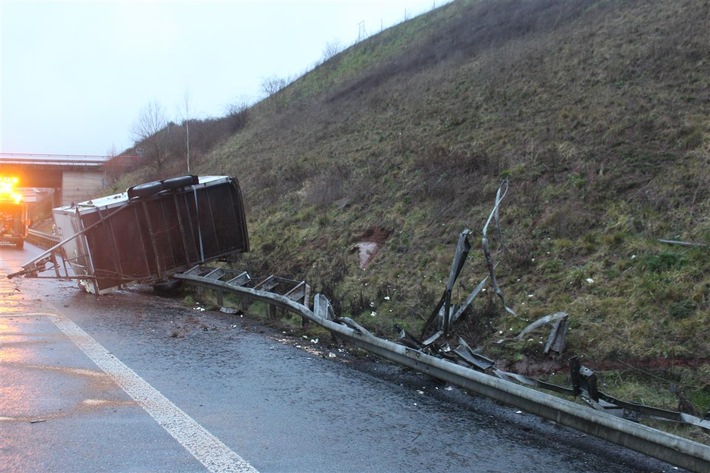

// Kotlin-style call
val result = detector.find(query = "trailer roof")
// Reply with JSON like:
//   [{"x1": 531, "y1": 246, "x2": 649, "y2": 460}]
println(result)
[{"x1": 55, "y1": 176, "x2": 230, "y2": 213}]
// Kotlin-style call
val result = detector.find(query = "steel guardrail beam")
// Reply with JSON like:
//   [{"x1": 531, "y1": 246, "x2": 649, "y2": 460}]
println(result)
[
  {"x1": 174, "y1": 271, "x2": 710, "y2": 472},
  {"x1": 26, "y1": 229, "x2": 61, "y2": 248}
]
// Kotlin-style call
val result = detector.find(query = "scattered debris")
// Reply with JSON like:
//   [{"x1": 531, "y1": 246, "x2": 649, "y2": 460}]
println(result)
[
  {"x1": 451, "y1": 337, "x2": 495, "y2": 371},
  {"x1": 495, "y1": 312, "x2": 569, "y2": 354},
  {"x1": 174, "y1": 176, "x2": 710, "y2": 466},
  {"x1": 219, "y1": 307, "x2": 240, "y2": 315},
  {"x1": 513, "y1": 312, "x2": 568, "y2": 341},
  {"x1": 543, "y1": 315, "x2": 569, "y2": 355},
  {"x1": 658, "y1": 239, "x2": 708, "y2": 248}
]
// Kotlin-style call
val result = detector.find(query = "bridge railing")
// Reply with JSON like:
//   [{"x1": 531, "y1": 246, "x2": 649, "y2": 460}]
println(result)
[{"x1": 0, "y1": 154, "x2": 108, "y2": 167}]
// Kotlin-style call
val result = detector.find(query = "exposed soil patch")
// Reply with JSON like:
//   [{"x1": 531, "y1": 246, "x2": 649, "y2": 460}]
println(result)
[
  {"x1": 351, "y1": 226, "x2": 391, "y2": 269},
  {"x1": 496, "y1": 356, "x2": 565, "y2": 377}
]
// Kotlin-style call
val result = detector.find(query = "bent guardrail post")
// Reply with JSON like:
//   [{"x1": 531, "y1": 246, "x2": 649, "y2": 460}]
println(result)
[
  {"x1": 174, "y1": 270, "x2": 710, "y2": 472},
  {"x1": 420, "y1": 229, "x2": 471, "y2": 339}
]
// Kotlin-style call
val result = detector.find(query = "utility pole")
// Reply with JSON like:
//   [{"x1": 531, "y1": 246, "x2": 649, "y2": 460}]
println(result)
[
  {"x1": 186, "y1": 119, "x2": 190, "y2": 173},
  {"x1": 183, "y1": 91, "x2": 191, "y2": 173}
]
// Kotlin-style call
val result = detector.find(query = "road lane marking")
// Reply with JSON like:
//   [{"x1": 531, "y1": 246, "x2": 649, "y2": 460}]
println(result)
[{"x1": 36, "y1": 311, "x2": 258, "y2": 473}]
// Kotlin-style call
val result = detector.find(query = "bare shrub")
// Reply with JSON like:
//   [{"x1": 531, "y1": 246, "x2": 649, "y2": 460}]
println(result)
[
  {"x1": 164, "y1": 122, "x2": 186, "y2": 164},
  {"x1": 225, "y1": 102, "x2": 250, "y2": 133},
  {"x1": 261, "y1": 75, "x2": 289, "y2": 97},
  {"x1": 182, "y1": 117, "x2": 236, "y2": 155},
  {"x1": 322, "y1": 40, "x2": 343, "y2": 62},
  {"x1": 131, "y1": 100, "x2": 169, "y2": 172}
]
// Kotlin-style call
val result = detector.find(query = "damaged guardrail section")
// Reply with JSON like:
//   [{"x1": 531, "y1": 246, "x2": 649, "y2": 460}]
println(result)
[
  {"x1": 174, "y1": 266, "x2": 710, "y2": 473},
  {"x1": 175, "y1": 178, "x2": 709, "y2": 472},
  {"x1": 16, "y1": 175, "x2": 707, "y2": 468}
]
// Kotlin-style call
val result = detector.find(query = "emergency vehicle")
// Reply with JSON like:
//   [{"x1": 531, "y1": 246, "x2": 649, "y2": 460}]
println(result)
[{"x1": 0, "y1": 177, "x2": 28, "y2": 249}]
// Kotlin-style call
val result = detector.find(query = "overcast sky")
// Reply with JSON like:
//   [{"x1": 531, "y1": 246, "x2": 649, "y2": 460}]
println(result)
[{"x1": 1, "y1": 0, "x2": 446, "y2": 157}]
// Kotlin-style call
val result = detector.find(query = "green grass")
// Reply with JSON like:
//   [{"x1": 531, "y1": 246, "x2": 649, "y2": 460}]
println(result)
[{"x1": 116, "y1": 0, "x2": 709, "y2": 441}]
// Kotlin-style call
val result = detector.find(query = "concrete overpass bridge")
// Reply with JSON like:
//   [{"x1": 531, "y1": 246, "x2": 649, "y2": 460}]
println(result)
[{"x1": 0, "y1": 153, "x2": 125, "y2": 205}]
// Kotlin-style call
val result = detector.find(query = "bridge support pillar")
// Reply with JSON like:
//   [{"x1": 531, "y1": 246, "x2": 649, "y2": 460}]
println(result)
[{"x1": 60, "y1": 170, "x2": 106, "y2": 205}]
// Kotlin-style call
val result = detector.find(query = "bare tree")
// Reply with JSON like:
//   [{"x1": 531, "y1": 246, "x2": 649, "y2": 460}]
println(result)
[
  {"x1": 131, "y1": 99, "x2": 169, "y2": 173},
  {"x1": 225, "y1": 100, "x2": 250, "y2": 133},
  {"x1": 260, "y1": 75, "x2": 288, "y2": 97},
  {"x1": 322, "y1": 40, "x2": 343, "y2": 62},
  {"x1": 104, "y1": 144, "x2": 119, "y2": 184}
]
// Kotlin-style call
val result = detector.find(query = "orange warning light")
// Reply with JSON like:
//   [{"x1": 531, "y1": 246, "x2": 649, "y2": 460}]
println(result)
[{"x1": 0, "y1": 176, "x2": 23, "y2": 204}]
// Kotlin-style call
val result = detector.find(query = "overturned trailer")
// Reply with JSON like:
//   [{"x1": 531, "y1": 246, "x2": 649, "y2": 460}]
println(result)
[{"x1": 11, "y1": 175, "x2": 249, "y2": 294}]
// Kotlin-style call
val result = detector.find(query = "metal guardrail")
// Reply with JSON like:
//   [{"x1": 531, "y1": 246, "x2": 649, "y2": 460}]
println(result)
[
  {"x1": 26, "y1": 229, "x2": 60, "y2": 248},
  {"x1": 174, "y1": 265, "x2": 710, "y2": 473}
]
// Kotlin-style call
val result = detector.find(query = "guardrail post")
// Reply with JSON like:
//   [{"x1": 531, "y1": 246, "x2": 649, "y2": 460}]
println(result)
[
  {"x1": 240, "y1": 295, "x2": 251, "y2": 312},
  {"x1": 570, "y1": 356, "x2": 599, "y2": 401}
]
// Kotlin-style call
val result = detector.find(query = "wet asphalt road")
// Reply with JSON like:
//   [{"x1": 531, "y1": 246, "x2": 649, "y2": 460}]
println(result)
[{"x1": 0, "y1": 243, "x2": 682, "y2": 472}]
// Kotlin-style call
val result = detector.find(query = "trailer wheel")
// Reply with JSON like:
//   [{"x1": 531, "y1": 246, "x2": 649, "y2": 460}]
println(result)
[
  {"x1": 163, "y1": 175, "x2": 199, "y2": 190},
  {"x1": 127, "y1": 180, "x2": 164, "y2": 199}
]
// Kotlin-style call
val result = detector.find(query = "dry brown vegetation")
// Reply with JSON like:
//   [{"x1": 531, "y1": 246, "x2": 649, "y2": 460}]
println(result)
[{"x1": 119, "y1": 0, "x2": 710, "y2": 423}]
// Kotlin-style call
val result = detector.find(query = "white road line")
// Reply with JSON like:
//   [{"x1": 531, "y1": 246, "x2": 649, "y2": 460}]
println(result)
[{"x1": 39, "y1": 311, "x2": 258, "y2": 473}]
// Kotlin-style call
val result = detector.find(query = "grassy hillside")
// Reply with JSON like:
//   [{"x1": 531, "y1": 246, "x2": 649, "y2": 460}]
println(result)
[{"x1": 116, "y1": 0, "x2": 710, "y2": 428}]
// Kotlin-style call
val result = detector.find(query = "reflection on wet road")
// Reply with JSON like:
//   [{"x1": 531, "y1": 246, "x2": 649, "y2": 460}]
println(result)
[
  {"x1": 0, "y1": 243, "x2": 680, "y2": 472},
  {"x1": 1, "y1": 245, "x2": 215, "y2": 471}
]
